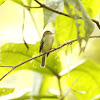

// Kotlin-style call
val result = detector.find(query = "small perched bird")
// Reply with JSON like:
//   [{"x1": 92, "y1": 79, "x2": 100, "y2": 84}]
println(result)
[{"x1": 39, "y1": 31, "x2": 54, "y2": 67}]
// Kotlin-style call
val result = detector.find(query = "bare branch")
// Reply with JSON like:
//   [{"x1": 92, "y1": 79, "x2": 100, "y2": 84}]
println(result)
[
  {"x1": 0, "y1": 65, "x2": 13, "y2": 67},
  {"x1": 23, "y1": 2, "x2": 70, "y2": 17},
  {"x1": 91, "y1": 19, "x2": 100, "y2": 29},
  {"x1": 16, "y1": 95, "x2": 58, "y2": 99},
  {"x1": 23, "y1": 5, "x2": 42, "y2": 8},
  {"x1": 34, "y1": 0, "x2": 70, "y2": 17},
  {"x1": 23, "y1": 0, "x2": 100, "y2": 29},
  {"x1": 0, "y1": 35, "x2": 100, "y2": 81},
  {"x1": 22, "y1": 8, "x2": 29, "y2": 51},
  {"x1": 33, "y1": 95, "x2": 58, "y2": 99}
]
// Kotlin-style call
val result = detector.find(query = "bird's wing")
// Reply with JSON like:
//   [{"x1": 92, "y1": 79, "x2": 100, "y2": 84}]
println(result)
[{"x1": 39, "y1": 37, "x2": 44, "y2": 52}]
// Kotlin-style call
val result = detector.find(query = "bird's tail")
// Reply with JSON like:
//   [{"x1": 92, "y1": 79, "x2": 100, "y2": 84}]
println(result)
[{"x1": 41, "y1": 55, "x2": 46, "y2": 68}]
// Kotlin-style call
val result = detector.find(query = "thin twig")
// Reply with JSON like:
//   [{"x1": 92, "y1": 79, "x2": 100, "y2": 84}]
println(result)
[
  {"x1": 34, "y1": 0, "x2": 70, "y2": 17},
  {"x1": 23, "y1": 5, "x2": 42, "y2": 8},
  {"x1": 91, "y1": 19, "x2": 100, "y2": 29},
  {"x1": 13, "y1": 95, "x2": 57, "y2": 100},
  {"x1": 33, "y1": 95, "x2": 58, "y2": 99},
  {"x1": 23, "y1": 3, "x2": 70, "y2": 17},
  {"x1": 0, "y1": 65, "x2": 13, "y2": 67},
  {"x1": 22, "y1": 8, "x2": 29, "y2": 51},
  {"x1": 35, "y1": 0, "x2": 100, "y2": 29},
  {"x1": 23, "y1": 0, "x2": 100, "y2": 29},
  {"x1": 0, "y1": 35, "x2": 100, "y2": 81}
]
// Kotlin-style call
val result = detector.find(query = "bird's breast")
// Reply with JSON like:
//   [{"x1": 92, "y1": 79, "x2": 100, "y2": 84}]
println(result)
[{"x1": 42, "y1": 34, "x2": 54, "y2": 52}]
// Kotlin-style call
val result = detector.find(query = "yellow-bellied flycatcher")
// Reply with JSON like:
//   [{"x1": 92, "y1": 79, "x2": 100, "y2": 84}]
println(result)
[{"x1": 39, "y1": 31, "x2": 54, "y2": 67}]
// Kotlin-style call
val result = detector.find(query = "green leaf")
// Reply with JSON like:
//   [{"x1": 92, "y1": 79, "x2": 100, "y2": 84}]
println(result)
[
  {"x1": 12, "y1": 93, "x2": 57, "y2": 100},
  {"x1": 0, "y1": 70, "x2": 43, "y2": 99},
  {"x1": 59, "y1": 59, "x2": 86, "y2": 76},
  {"x1": 0, "y1": 88, "x2": 14, "y2": 96},
  {"x1": 11, "y1": 0, "x2": 32, "y2": 6},
  {"x1": 0, "y1": 42, "x2": 62, "y2": 77},
  {"x1": 91, "y1": 94, "x2": 100, "y2": 100},
  {"x1": 55, "y1": 8, "x2": 77, "y2": 45},
  {"x1": 84, "y1": 39, "x2": 100, "y2": 64},
  {"x1": 10, "y1": 92, "x2": 30, "y2": 100},
  {"x1": 64, "y1": 0, "x2": 95, "y2": 51},
  {"x1": 26, "y1": 0, "x2": 32, "y2": 6},
  {"x1": 81, "y1": 0, "x2": 100, "y2": 18},
  {"x1": 43, "y1": 0, "x2": 64, "y2": 27},
  {"x1": 11, "y1": 0, "x2": 23, "y2": 5},
  {"x1": 0, "y1": 0, "x2": 6, "y2": 6},
  {"x1": 39, "y1": 76, "x2": 59, "y2": 96},
  {"x1": 62, "y1": 60, "x2": 100, "y2": 100}
]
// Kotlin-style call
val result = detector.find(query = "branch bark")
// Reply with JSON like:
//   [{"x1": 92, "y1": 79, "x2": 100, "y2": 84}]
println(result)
[
  {"x1": 23, "y1": 0, "x2": 100, "y2": 29},
  {"x1": 12, "y1": 95, "x2": 58, "y2": 100},
  {"x1": 0, "y1": 35, "x2": 100, "y2": 81},
  {"x1": 33, "y1": 95, "x2": 58, "y2": 99}
]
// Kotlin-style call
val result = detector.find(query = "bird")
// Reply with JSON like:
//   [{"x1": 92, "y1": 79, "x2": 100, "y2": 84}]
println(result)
[{"x1": 39, "y1": 31, "x2": 54, "y2": 67}]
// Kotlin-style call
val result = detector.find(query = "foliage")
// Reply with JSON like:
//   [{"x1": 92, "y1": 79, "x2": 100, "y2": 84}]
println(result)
[
  {"x1": 0, "y1": 0, "x2": 100, "y2": 100},
  {"x1": 0, "y1": 0, "x2": 6, "y2": 5},
  {"x1": 43, "y1": 0, "x2": 64, "y2": 27}
]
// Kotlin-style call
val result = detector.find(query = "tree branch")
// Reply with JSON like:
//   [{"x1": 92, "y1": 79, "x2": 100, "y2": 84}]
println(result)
[
  {"x1": 33, "y1": 95, "x2": 58, "y2": 99},
  {"x1": 0, "y1": 65, "x2": 13, "y2": 67},
  {"x1": 0, "y1": 35, "x2": 100, "y2": 81},
  {"x1": 34, "y1": 0, "x2": 70, "y2": 17},
  {"x1": 91, "y1": 19, "x2": 100, "y2": 29},
  {"x1": 12, "y1": 95, "x2": 58, "y2": 100},
  {"x1": 22, "y1": 8, "x2": 29, "y2": 51},
  {"x1": 23, "y1": 0, "x2": 100, "y2": 29}
]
